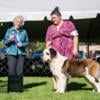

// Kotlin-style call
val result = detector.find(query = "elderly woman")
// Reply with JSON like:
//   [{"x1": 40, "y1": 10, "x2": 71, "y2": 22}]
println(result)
[
  {"x1": 46, "y1": 7, "x2": 79, "y2": 58},
  {"x1": 3, "y1": 15, "x2": 29, "y2": 92}
]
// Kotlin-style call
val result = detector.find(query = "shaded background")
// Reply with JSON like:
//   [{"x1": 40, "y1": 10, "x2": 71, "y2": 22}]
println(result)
[{"x1": 0, "y1": 14, "x2": 100, "y2": 44}]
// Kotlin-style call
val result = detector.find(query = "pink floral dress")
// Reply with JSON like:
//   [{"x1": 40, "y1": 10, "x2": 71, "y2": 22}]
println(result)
[{"x1": 46, "y1": 21, "x2": 78, "y2": 58}]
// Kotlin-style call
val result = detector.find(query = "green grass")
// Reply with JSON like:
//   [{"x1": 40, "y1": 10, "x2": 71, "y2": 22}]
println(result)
[{"x1": 0, "y1": 77, "x2": 100, "y2": 100}]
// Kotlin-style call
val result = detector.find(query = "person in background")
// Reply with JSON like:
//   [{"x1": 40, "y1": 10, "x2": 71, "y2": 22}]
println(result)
[
  {"x1": 46, "y1": 7, "x2": 79, "y2": 59},
  {"x1": 3, "y1": 15, "x2": 29, "y2": 92}
]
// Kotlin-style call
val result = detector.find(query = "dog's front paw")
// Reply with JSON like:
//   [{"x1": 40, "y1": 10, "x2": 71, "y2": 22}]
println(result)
[
  {"x1": 55, "y1": 90, "x2": 65, "y2": 93},
  {"x1": 92, "y1": 88, "x2": 100, "y2": 92},
  {"x1": 92, "y1": 89, "x2": 97, "y2": 92}
]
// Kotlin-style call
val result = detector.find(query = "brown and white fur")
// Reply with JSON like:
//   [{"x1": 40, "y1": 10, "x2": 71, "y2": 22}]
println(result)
[{"x1": 42, "y1": 48, "x2": 100, "y2": 93}]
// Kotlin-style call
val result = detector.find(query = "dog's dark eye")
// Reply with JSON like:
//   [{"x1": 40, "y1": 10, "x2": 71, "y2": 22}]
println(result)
[{"x1": 46, "y1": 52, "x2": 50, "y2": 55}]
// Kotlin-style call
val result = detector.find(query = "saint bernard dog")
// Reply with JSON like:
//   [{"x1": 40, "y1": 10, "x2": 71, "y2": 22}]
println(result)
[{"x1": 42, "y1": 48, "x2": 100, "y2": 93}]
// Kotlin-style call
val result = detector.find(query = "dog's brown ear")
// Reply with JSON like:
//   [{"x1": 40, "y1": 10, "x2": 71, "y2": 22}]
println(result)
[{"x1": 49, "y1": 48, "x2": 57, "y2": 59}]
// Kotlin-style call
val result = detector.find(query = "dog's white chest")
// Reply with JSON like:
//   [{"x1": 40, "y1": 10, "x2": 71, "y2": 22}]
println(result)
[
  {"x1": 50, "y1": 64, "x2": 61, "y2": 76},
  {"x1": 50, "y1": 56, "x2": 67, "y2": 76}
]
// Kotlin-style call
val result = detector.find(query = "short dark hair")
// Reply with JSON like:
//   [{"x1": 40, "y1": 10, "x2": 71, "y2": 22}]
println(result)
[{"x1": 50, "y1": 7, "x2": 62, "y2": 17}]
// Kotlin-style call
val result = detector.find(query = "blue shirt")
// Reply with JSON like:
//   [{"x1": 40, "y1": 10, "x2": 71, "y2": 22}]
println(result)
[{"x1": 3, "y1": 27, "x2": 29, "y2": 55}]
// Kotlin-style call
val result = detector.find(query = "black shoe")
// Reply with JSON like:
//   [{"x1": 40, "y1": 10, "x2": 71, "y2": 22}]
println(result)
[{"x1": 8, "y1": 76, "x2": 23, "y2": 92}]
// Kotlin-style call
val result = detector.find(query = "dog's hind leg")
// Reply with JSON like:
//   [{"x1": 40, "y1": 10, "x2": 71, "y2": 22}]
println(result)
[
  {"x1": 85, "y1": 67, "x2": 100, "y2": 92},
  {"x1": 95, "y1": 72, "x2": 100, "y2": 83}
]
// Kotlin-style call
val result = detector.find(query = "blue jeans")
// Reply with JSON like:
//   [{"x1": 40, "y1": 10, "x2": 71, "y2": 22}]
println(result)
[{"x1": 7, "y1": 55, "x2": 25, "y2": 76}]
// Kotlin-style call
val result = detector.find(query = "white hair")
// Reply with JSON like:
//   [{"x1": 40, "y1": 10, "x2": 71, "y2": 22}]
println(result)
[{"x1": 13, "y1": 15, "x2": 25, "y2": 26}]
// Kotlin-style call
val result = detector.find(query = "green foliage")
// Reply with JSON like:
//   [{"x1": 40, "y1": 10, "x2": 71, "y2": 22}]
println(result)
[
  {"x1": 0, "y1": 40, "x2": 46, "y2": 51},
  {"x1": 34, "y1": 41, "x2": 45, "y2": 51},
  {"x1": 0, "y1": 41, "x2": 4, "y2": 48}
]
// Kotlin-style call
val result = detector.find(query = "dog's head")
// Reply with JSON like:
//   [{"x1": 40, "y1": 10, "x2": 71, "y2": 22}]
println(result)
[{"x1": 42, "y1": 48, "x2": 57, "y2": 63}]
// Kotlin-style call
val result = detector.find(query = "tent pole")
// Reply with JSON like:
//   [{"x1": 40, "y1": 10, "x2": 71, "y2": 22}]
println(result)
[{"x1": 87, "y1": 17, "x2": 96, "y2": 58}]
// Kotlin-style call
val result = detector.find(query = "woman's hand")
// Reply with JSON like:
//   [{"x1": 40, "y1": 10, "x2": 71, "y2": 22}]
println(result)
[
  {"x1": 17, "y1": 42, "x2": 23, "y2": 47},
  {"x1": 46, "y1": 41, "x2": 52, "y2": 48},
  {"x1": 9, "y1": 35, "x2": 15, "y2": 41},
  {"x1": 72, "y1": 48, "x2": 78, "y2": 57}
]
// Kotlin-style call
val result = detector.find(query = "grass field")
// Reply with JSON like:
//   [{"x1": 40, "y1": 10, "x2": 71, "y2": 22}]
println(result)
[{"x1": 0, "y1": 76, "x2": 100, "y2": 100}]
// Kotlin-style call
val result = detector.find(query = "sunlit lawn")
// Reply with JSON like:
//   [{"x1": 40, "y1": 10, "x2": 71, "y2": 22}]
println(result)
[{"x1": 0, "y1": 76, "x2": 100, "y2": 100}]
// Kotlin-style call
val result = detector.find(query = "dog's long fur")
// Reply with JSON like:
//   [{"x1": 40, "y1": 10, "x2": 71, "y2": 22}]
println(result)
[{"x1": 42, "y1": 48, "x2": 100, "y2": 93}]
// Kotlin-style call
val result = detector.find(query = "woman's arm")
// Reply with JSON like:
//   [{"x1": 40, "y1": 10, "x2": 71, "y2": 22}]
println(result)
[
  {"x1": 46, "y1": 41, "x2": 52, "y2": 48},
  {"x1": 66, "y1": 21, "x2": 79, "y2": 56},
  {"x1": 17, "y1": 30, "x2": 29, "y2": 47},
  {"x1": 22, "y1": 31, "x2": 29, "y2": 47},
  {"x1": 73, "y1": 36, "x2": 78, "y2": 56},
  {"x1": 3, "y1": 29, "x2": 12, "y2": 46},
  {"x1": 45, "y1": 26, "x2": 52, "y2": 48}
]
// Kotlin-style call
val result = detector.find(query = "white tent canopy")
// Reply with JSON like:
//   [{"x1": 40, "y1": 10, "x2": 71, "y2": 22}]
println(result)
[{"x1": 0, "y1": 0, "x2": 100, "y2": 22}]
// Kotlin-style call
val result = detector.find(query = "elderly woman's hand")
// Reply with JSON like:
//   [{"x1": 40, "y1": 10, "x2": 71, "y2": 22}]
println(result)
[
  {"x1": 9, "y1": 34, "x2": 15, "y2": 41},
  {"x1": 17, "y1": 42, "x2": 23, "y2": 47}
]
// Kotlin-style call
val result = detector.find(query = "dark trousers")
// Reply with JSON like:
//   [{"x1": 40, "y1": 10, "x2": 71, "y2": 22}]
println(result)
[
  {"x1": 7, "y1": 55, "x2": 25, "y2": 76},
  {"x1": 7, "y1": 55, "x2": 25, "y2": 92}
]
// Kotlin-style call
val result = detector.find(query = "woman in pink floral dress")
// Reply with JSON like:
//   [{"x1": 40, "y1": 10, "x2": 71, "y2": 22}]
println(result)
[{"x1": 46, "y1": 7, "x2": 79, "y2": 58}]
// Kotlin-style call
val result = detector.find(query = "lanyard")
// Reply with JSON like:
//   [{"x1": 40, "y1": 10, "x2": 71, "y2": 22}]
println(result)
[{"x1": 16, "y1": 32, "x2": 20, "y2": 42}]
